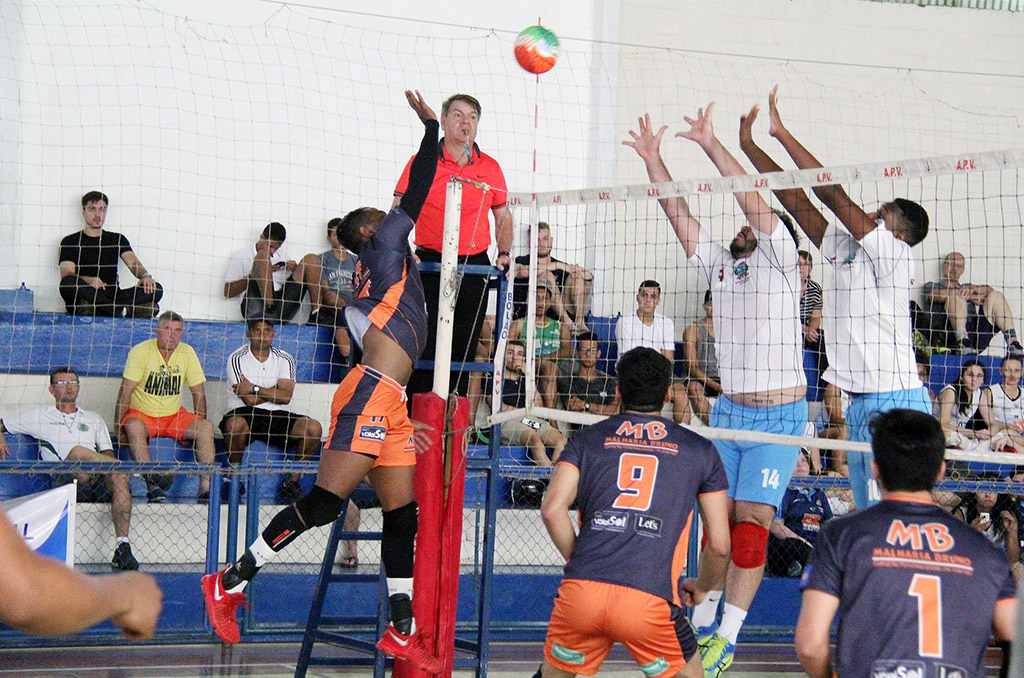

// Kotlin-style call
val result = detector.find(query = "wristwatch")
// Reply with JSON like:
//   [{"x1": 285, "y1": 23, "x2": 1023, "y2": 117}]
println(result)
[
  {"x1": 252, "y1": 386, "x2": 261, "y2": 396},
  {"x1": 584, "y1": 402, "x2": 591, "y2": 412}
]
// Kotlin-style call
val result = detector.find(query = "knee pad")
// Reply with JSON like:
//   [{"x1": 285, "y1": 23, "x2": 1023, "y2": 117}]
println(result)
[
  {"x1": 731, "y1": 521, "x2": 769, "y2": 569},
  {"x1": 295, "y1": 485, "x2": 345, "y2": 527}
]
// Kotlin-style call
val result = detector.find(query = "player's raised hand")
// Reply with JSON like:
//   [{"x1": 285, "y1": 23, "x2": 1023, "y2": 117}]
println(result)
[
  {"x1": 405, "y1": 89, "x2": 437, "y2": 123},
  {"x1": 622, "y1": 114, "x2": 668, "y2": 162},
  {"x1": 768, "y1": 85, "x2": 787, "y2": 138},
  {"x1": 739, "y1": 104, "x2": 760, "y2": 147},
  {"x1": 676, "y1": 102, "x2": 716, "y2": 149}
]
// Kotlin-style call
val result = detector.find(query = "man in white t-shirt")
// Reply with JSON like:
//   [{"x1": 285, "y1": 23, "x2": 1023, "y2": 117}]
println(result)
[
  {"x1": 0, "y1": 367, "x2": 138, "y2": 571},
  {"x1": 220, "y1": 319, "x2": 324, "y2": 501},
  {"x1": 224, "y1": 222, "x2": 313, "y2": 324},
  {"x1": 624, "y1": 105, "x2": 807, "y2": 676},
  {"x1": 615, "y1": 280, "x2": 691, "y2": 424},
  {"x1": 741, "y1": 86, "x2": 932, "y2": 512}
]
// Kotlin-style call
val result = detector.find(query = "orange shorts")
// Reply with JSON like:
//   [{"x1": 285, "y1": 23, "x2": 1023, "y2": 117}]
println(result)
[
  {"x1": 121, "y1": 407, "x2": 199, "y2": 444},
  {"x1": 326, "y1": 364, "x2": 415, "y2": 468},
  {"x1": 544, "y1": 579, "x2": 696, "y2": 677}
]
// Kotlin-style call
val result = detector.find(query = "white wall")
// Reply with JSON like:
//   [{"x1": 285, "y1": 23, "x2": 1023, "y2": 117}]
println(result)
[{"x1": 5, "y1": 0, "x2": 1024, "y2": 337}]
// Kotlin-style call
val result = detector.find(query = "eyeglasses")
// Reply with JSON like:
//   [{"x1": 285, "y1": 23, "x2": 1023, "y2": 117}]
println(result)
[{"x1": 53, "y1": 380, "x2": 79, "y2": 385}]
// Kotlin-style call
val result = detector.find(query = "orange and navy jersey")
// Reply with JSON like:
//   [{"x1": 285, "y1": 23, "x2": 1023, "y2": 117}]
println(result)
[
  {"x1": 349, "y1": 206, "x2": 428, "y2": 363},
  {"x1": 559, "y1": 413, "x2": 727, "y2": 606},
  {"x1": 804, "y1": 497, "x2": 1017, "y2": 678}
]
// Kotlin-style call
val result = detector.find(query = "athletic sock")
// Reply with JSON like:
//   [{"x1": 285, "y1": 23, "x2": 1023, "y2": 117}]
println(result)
[
  {"x1": 116, "y1": 536, "x2": 130, "y2": 545},
  {"x1": 718, "y1": 603, "x2": 747, "y2": 645},
  {"x1": 222, "y1": 535, "x2": 276, "y2": 592},
  {"x1": 691, "y1": 590, "x2": 723, "y2": 629},
  {"x1": 386, "y1": 577, "x2": 414, "y2": 600}
]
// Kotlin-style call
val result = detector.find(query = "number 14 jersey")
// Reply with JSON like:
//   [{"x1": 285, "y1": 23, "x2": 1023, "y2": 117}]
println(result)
[{"x1": 559, "y1": 413, "x2": 727, "y2": 606}]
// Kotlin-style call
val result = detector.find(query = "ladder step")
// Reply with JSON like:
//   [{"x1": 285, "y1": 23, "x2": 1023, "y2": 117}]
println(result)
[
  {"x1": 327, "y1": 573, "x2": 380, "y2": 583},
  {"x1": 316, "y1": 615, "x2": 379, "y2": 626},
  {"x1": 313, "y1": 630, "x2": 380, "y2": 653},
  {"x1": 453, "y1": 637, "x2": 479, "y2": 652},
  {"x1": 308, "y1": 656, "x2": 378, "y2": 667}
]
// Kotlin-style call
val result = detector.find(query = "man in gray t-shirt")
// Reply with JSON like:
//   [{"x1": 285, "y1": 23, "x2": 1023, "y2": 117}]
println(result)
[{"x1": 299, "y1": 218, "x2": 358, "y2": 360}]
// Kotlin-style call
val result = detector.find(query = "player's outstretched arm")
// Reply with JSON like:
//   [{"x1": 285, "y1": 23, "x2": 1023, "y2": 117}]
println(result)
[
  {"x1": 739, "y1": 103, "x2": 829, "y2": 248},
  {"x1": 540, "y1": 462, "x2": 580, "y2": 562},
  {"x1": 795, "y1": 589, "x2": 840, "y2": 678},
  {"x1": 0, "y1": 511, "x2": 162, "y2": 638},
  {"x1": 678, "y1": 102, "x2": 777, "y2": 236},
  {"x1": 767, "y1": 86, "x2": 875, "y2": 240},
  {"x1": 398, "y1": 90, "x2": 440, "y2": 223},
  {"x1": 623, "y1": 114, "x2": 701, "y2": 258},
  {"x1": 683, "y1": 489, "x2": 730, "y2": 605}
]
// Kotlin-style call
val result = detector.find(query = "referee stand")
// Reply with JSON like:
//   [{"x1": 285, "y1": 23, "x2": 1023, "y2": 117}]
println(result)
[{"x1": 294, "y1": 179, "x2": 505, "y2": 677}]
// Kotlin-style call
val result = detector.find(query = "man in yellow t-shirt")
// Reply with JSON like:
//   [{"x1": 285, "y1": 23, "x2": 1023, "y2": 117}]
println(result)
[{"x1": 115, "y1": 311, "x2": 215, "y2": 503}]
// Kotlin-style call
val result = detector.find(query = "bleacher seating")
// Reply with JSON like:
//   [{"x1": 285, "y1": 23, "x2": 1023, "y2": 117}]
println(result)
[{"x1": 0, "y1": 434, "x2": 53, "y2": 498}]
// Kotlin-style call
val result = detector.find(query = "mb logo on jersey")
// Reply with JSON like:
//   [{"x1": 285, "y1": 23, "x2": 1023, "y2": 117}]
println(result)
[
  {"x1": 358, "y1": 425, "x2": 387, "y2": 442},
  {"x1": 871, "y1": 660, "x2": 924, "y2": 678}
]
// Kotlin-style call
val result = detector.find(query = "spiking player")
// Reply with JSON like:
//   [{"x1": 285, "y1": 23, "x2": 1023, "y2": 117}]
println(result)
[
  {"x1": 796, "y1": 409, "x2": 1016, "y2": 677},
  {"x1": 625, "y1": 107, "x2": 807, "y2": 675},
  {"x1": 202, "y1": 90, "x2": 440, "y2": 671},
  {"x1": 535, "y1": 347, "x2": 731, "y2": 678},
  {"x1": 745, "y1": 86, "x2": 932, "y2": 510}
]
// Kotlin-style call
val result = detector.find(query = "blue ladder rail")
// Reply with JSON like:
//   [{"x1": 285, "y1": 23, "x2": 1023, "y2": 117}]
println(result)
[{"x1": 294, "y1": 505, "x2": 390, "y2": 678}]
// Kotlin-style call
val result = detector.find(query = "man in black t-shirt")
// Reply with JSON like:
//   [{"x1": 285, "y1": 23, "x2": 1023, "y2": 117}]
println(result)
[
  {"x1": 512, "y1": 222, "x2": 593, "y2": 332},
  {"x1": 58, "y1": 191, "x2": 163, "y2": 317}
]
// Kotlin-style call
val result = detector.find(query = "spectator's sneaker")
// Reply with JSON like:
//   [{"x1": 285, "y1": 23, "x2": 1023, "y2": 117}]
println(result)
[
  {"x1": 111, "y1": 542, "x2": 139, "y2": 571},
  {"x1": 696, "y1": 621, "x2": 719, "y2": 649},
  {"x1": 146, "y1": 484, "x2": 167, "y2": 504},
  {"x1": 1007, "y1": 340, "x2": 1024, "y2": 359},
  {"x1": 201, "y1": 570, "x2": 247, "y2": 644},
  {"x1": 375, "y1": 593, "x2": 441, "y2": 673},
  {"x1": 278, "y1": 477, "x2": 302, "y2": 503},
  {"x1": 701, "y1": 633, "x2": 735, "y2": 677}
]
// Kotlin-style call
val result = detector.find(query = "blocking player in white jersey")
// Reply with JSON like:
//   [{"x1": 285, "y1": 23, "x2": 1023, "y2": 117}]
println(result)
[
  {"x1": 979, "y1": 355, "x2": 1024, "y2": 453},
  {"x1": 0, "y1": 366, "x2": 138, "y2": 570},
  {"x1": 740, "y1": 87, "x2": 932, "y2": 510},
  {"x1": 624, "y1": 105, "x2": 807, "y2": 676}
]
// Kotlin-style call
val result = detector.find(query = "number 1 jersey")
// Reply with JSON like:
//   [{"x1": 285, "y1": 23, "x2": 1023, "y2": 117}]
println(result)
[{"x1": 560, "y1": 413, "x2": 727, "y2": 606}]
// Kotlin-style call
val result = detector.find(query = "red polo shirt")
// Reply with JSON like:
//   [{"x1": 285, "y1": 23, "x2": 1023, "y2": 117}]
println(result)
[{"x1": 394, "y1": 140, "x2": 508, "y2": 256}]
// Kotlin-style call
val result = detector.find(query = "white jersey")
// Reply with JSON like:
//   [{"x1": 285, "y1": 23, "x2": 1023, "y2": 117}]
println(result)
[
  {"x1": 2, "y1": 406, "x2": 113, "y2": 462},
  {"x1": 226, "y1": 345, "x2": 297, "y2": 411},
  {"x1": 689, "y1": 222, "x2": 805, "y2": 394},
  {"x1": 225, "y1": 245, "x2": 291, "y2": 292},
  {"x1": 616, "y1": 312, "x2": 675, "y2": 357},
  {"x1": 987, "y1": 384, "x2": 1024, "y2": 428},
  {"x1": 939, "y1": 385, "x2": 982, "y2": 428},
  {"x1": 820, "y1": 223, "x2": 921, "y2": 394}
]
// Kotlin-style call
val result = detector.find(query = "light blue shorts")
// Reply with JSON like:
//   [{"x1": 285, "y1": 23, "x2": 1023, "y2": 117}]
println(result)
[
  {"x1": 709, "y1": 396, "x2": 809, "y2": 509},
  {"x1": 846, "y1": 387, "x2": 933, "y2": 509}
]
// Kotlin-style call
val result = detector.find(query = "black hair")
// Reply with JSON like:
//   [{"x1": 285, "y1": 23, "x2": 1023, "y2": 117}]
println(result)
[
  {"x1": 575, "y1": 331, "x2": 598, "y2": 344},
  {"x1": 638, "y1": 280, "x2": 660, "y2": 291},
  {"x1": 441, "y1": 93, "x2": 482, "y2": 118},
  {"x1": 506, "y1": 340, "x2": 526, "y2": 353},
  {"x1": 703, "y1": 289, "x2": 712, "y2": 305},
  {"x1": 327, "y1": 217, "x2": 343, "y2": 235},
  {"x1": 955, "y1": 475, "x2": 1017, "y2": 542},
  {"x1": 953, "y1": 359, "x2": 983, "y2": 417},
  {"x1": 49, "y1": 366, "x2": 78, "y2": 384},
  {"x1": 892, "y1": 198, "x2": 929, "y2": 247},
  {"x1": 336, "y1": 208, "x2": 380, "y2": 254},
  {"x1": 246, "y1": 317, "x2": 274, "y2": 332},
  {"x1": 81, "y1": 191, "x2": 108, "y2": 208},
  {"x1": 870, "y1": 409, "x2": 946, "y2": 492},
  {"x1": 617, "y1": 347, "x2": 671, "y2": 412},
  {"x1": 261, "y1": 221, "x2": 287, "y2": 243},
  {"x1": 1003, "y1": 354, "x2": 1023, "y2": 369},
  {"x1": 798, "y1": 249, "x2": 813, "y2": 265}
]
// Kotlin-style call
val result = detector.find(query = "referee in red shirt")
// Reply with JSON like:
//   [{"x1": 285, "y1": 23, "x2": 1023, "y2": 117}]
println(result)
[{"x1": 394, "y1": 93, "x2": 513, "y2": 396}]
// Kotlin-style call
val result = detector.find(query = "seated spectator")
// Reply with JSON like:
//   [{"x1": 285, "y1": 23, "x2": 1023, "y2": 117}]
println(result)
[
  {"x1": 979, "y1": 355, "x2": 1024, "y2": 454},
  {"x1": 682, "y1": 290, "x2": 720, "y2": 424},
  {"x1": 798, "y1": 250, "x2": 826, "y2": 369},
  {"x1": 224, "y1": 222, "x2": 311, "y2": 324},
  {"x1": 59, "y1": 191, "x2": 163, "y2": 318},
  {"x1": 219, "y1": 319, "x2": 324, "y2": 501},
  {"x1": 953, "y1": 480, "x2": 1023, "y2": 581},
  {"x1": 0, "y1": 367, "x2": 137, "y2": 571},
  {"x1": 922, "y1": 251, "x2": 1024, "y2": 357},
  {"x1": 510, "y1": 284, "x2": 571, "y2": 408},
  {"x1": 114, "y1": 311, "x2": 215, "y2": 502},
  {"x1": 938, "y1": 359, "x2": 990, "y2": 450},
  {"x1": 766, "y1": 449, "x2": 832, "y2": 577},
  {"x1": 493, "y1": 341, "x2": 565, "y2": 466},
  {"x1": 915, "y1": 348, "x2": 937, "y2": 413},
  {"x1": 615, "y1": 280, "x2": 691, "y2": 424},
  {"x1": 512, "y1": 222, "x2": 593, "y2": 333},
  {"x1": 557, "y1": 332, "x2": 619, "y2": 421},
  {"x1": 300, "y1": 218, "x2": 357, "y2": 361}
]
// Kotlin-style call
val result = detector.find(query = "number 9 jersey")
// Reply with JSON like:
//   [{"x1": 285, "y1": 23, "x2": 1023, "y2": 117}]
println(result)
[{"x1": 559, "y1": 412, "x2": 728, "y2": 607}]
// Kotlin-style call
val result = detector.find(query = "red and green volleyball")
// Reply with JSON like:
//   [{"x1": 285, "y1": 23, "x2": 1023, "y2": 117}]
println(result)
[{"x1": 514, "y1": 25, "x2": 560, "y2": 74}]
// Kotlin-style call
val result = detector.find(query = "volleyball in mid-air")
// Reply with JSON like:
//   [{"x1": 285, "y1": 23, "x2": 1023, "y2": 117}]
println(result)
[{"x1": 514, "y1": 25, "x2": 560, "y2": 74}]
